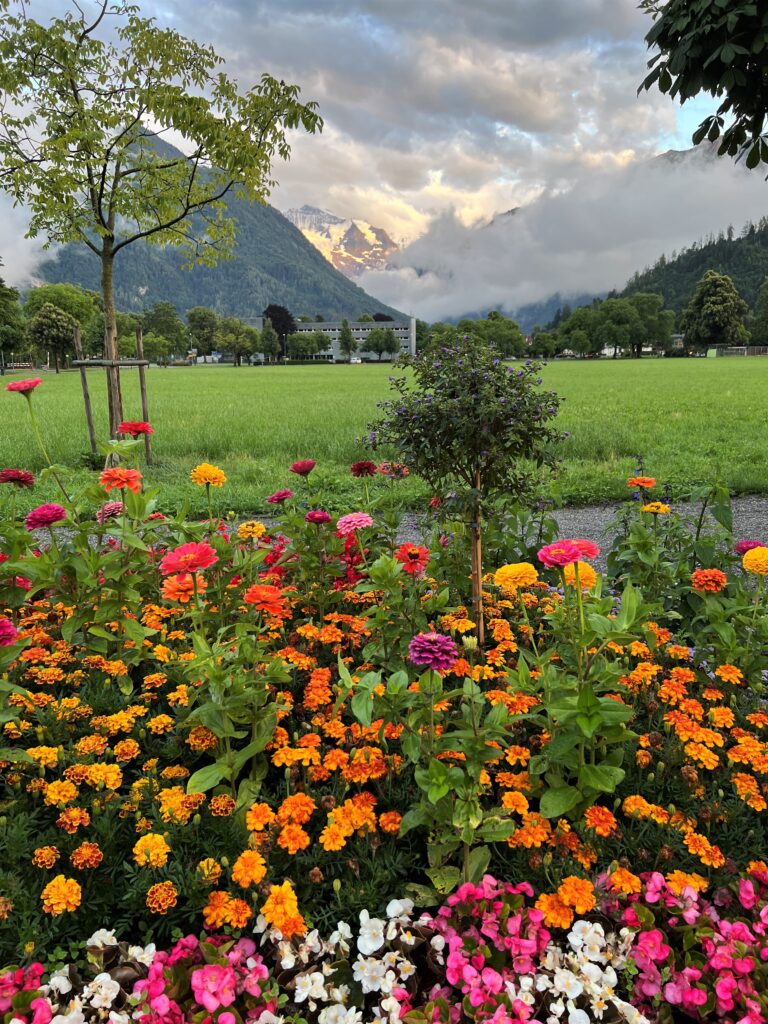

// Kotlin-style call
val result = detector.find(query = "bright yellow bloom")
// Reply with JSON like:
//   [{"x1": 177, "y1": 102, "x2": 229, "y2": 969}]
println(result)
[
  {"x1": 563, "y1": 561, "x2": 597, "y2": 590},
  {"x1": 41, "y1": 875, "x2": 81, "y2": 915},
  {"x1": 609, "y1": 868, "x2": 641, "y2": 895},
  {"x1": 26, "y1": 746, "x2": 59, "y2": 769},
  {"x1": 260, "y1": 881, "x2": 306, "y2": 939},
  {"x1": 743, "y1": 546, "x2": 768, "y2": 575},
  {"x1": 197, "y1": 858, "x2": 222, "y2": 884},
  {"x1": 557, "y1": 876, "x2": 596, "y2": 914},
  {"x1": 191, "y1": 463, "x2": 227, "y2": 487},
  {"x1": 642, "y1": 502, "x2": 671, "y2": 515},
  {"x1": 238, "y1": 520, "x2": 267, "y2": 540},
  {"x1": 133, "y1": 833, "x2": 171, "y2": 868},
  {"x1": 494, "y1": 562, "x2": 539, "y2": 594}
]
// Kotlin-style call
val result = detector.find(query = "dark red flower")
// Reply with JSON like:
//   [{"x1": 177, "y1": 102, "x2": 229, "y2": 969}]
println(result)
[
  {"x1": 290, "y1": 459, "x2": 316, "y2": 477},
  {"x1": 305, "y1": 509, "x2": 331, "y2": 525},
  {"x1": 0, "y1": 469, "x2": 34, "y2": 488},
  {"x1": 266, "y1": 489, "x2": 293, "y2": 504},
  {"x1": 351, "y1": 460, "x2": 377, "y2": 478},
  {"x1": 117, "y1": 420, "x2": 154, "y2": 436}
]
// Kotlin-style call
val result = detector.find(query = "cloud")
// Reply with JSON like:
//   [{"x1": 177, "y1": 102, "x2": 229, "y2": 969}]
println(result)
[
  {"x1": 0, "y1": 195, "x2": 53, "y2": 289},
  {"x1": 358, "y1": 150, "x2": 768, "y2": 321}
]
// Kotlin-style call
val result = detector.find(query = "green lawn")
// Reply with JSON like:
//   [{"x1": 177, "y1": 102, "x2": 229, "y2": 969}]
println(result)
[{"x1": 1, "y1": 358, "x2": 766, "y2": 513}]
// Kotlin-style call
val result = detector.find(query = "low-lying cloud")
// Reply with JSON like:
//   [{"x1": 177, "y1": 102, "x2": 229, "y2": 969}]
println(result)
[{"x1": 358, "y1": 151, "x2": 768, "y2": 321}]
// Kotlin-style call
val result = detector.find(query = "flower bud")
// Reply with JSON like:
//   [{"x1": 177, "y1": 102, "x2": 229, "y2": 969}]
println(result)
[
  {"x1": 220, "y1": 856, "x2": 229, "y2": 868},
  {"x1": 462, "y1": 636, "x2": 478, "y2": 652},
  {"x1": 193, "y1": 814, "x2": 201, "y2": 827},
  {"x1": 333, "y1": 878, "x2": 341, "y2": 894}
]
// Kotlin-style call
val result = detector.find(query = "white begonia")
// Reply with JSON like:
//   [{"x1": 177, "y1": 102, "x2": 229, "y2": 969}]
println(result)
[
  {"x1": 330, "y1": 921, "x2": 352, "y2": 954},
  {"x1": 83, "y1": 973, "x2": 121, "y2": 1009},
  {"x1": 552, "y1": 969, "x2": 583, "y2": 1001},
  {"x1": 294, "y1": 972, "x2": 326, "y2": 1003},
  {"x1": 397, "y1": 957, "x2": 416, "y2": 980},
  {"x1": 352, "y1": 955, "x2": 395, "y2": 994},
  {"x1": 127, "y1": 943, "x2": 156, "y2": 966},
  {"x1": 86, "y1": 929, "x2": 117, "y2": 948},
  {"x1": 277, "y1": 941, "x2": 296, "y2": 970},
  {"x1": 51, "y1": 1010, "x2": 86, "y2": 1024},
  {"x1": 549, "y1": 998, "x2": 566, "y2": 1018},
  {"x1": 108, "y1": 1012, "x2": 131, "y2": 1024},
  {"x1": 430, "y1": 934, "x2": 445, "y2": 952},
  {"x1": 357, "y1": 910, "x2": 386, "y2": 955},
  {"x1": 47, "y1": 968, "x2": 73, "y2": 996},
  {"x1": 381, "y1": 993, "x2": 403, "y2": 1023},
  {"x1": 257, "y1": 1013, "x2": 285, "y2": 1024},
  {"x1": 568, "y1": 1010, "x2": 590, "y2": 1024},
  {"x1": 320, "y1": 1007, "x2": 363, "y2": 1024},
  {"x1": 385, "y1": 898, "x2": 414, "y2": 920}
]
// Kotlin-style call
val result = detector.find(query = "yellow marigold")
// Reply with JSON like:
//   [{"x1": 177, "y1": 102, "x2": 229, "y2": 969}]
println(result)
[
  {"x1": 231, "y1": 849, "x2": 267, "y2": 888},
  {"x1": 260, "y1": 881, "x2": 306, "y2": 939},
  {"x1": 85, "y1": 763, "x2": 123, "y2": 789},
  {"x1": 666, "y1": 870, "x2": 708, "y2": 895},
  {"x1": 494, "y1": 562, "x2": 539, "y2": 594},
  {"x1": 743, "y1": 546, "x2": 768, "y2": 575},
  {"x1": 26, "y1": 746, "x2": 59, "y2": 769},
  {"x1": 277, "y1": 824, "x2": 311, "y2": 855},
  {"x1": 557, "y1": 876, "x2": 596, "y2": 914},
  {"x1": 715, "y1": 664, "x2": 744, "y2": 685},
  {"x1": 41, "y1": 875, "x2": 81, "y2": 915},
  {"x1": 146, "y1": 880, "x2": 178, "y2": 915},
  {"x1": 147, "y1": 714, "x2": 174, "y2": 735},
  {"x1": 191, "y1": 463, "x2": 227, "y2": 487},
  {"x1": 609, "y1": 868, "x2": 641, "y2": 895},
  {"x1": 32, "y1": 846, "x2": 60, "y2": 869},
  {"x1": 197, "y1": 858, "x2": 222, "y2": 884},
  {"x1": 246, "y1": 802, "x2": 276, "y2": 832},
  {"x1": 133, "y1": 833, "x2": 171, "y2": 868},
  {"x1": 535, "y1": 892, "x2": 574, "y2": 929},
  {"x1": 114, "y1": 738, "x2": 141, "y2": 762},
  {"x1": 641, "y1": 501, "x2": 671, "y2": 515},
  {"x1": 210, "y1": 794, "x2": 237, "y2": 817},
  {"x1": 238, "y1": 520, "x2": 267, "y2": 540},
  {"x1": 684, "y1": 832, "x2": 725, "y2": 868},
  {"x1": 563, "y1": 561, "x2": 597, "y2": 591},
  {"x1": 43, "y1": 780, "x2": 78, "y2": 807},
  {"x1": 70, "y1": 842, "x2": 103, "y2": 869}
]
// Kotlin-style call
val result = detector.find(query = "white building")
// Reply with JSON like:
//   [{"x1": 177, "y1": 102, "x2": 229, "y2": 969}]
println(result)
[{"x1": 270, "y1": 317, "x2": 416, "y2": 361}]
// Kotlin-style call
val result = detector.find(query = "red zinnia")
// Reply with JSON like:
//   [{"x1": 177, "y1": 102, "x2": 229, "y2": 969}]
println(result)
[
  {"x1": 99, "y1": 467, "x2": 143, "y2": 494},
  {"x1": 691, "y1": 568, "x2": 727, "y2": 594},
  {"x1": 350, "y1": 460, "x2": 377, "y2": 478},
  {"x1": 5, "y1": 378, "x2": 42, "y2": 394},
  {"x1": 394, "y1": 543, "x2": 430, "y2": 575},
  {"x1": 243, "y1": 584, "x2": 288, "y2": 618},
  {"x1": 25, "y1": 503, "x2": 67, "y2": 531},
  {"x1": 117, "y1": 420, "x2": 154, "y2": 436},
  {"x1": 159, "y1": 542, "x2": 218, "y2": 576},
  {"x1": 305, "y1": 509, "x2": 331, "y2": 524},
  {"x1": 290, "y1": 460, "x2": 316, "y2": 477},
  {"x1": 266, "y1": 489, "x2": 293, "y2": 504},
  {"x1": 571, "y1": 539, "x2": 601, "y2": 560},
  {"x1": 0, "y1": 469, "x2": 34, "y2": 488},
  {"x1": 0, "y1": 617, "x2": 18, "y2": 646}
]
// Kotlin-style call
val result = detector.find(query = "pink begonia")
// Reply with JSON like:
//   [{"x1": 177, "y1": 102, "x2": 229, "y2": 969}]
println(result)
[
  {"x1": 190, "y1": 963, "x2": 237, "y2": 1012},
  {"x1": 336, "y1": 511, "x2": 374, "y2": 536}
]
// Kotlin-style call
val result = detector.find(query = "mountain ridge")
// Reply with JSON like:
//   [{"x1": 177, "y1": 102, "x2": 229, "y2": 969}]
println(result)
[{"x1": 284, "y1": 204, "x2": 399, "y2": 278}]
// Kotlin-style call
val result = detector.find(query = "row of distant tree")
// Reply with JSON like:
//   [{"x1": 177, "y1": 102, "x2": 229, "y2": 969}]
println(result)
[{"x1": 0, "y1": 274, "x2": 406, "y2": 369}]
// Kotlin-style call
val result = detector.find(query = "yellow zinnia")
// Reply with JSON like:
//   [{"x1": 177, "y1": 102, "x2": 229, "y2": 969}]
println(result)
[
  {"x1": 563, "y1": 560, "x2": 597, "y2": 590},
  {"x1": 190, "y1": 463, "x2": 227, "y2": 487},
  {"x1": 743, "y1": 546, "x2": 768, "y2": 576},
  {"x1": 494, "y1": 562, "x2": 539, "y2": 594},
  {"x1": 238, "y1": 520, "x2": 267, "y2": 540},
  {"x1": 642, "y1": 501, "x2": 671, "y2": 515}
]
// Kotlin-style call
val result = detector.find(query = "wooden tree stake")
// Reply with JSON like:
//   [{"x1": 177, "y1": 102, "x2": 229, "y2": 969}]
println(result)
[
  {"x1": 72, "y1": 326, "x2": 97, "y2": 456},
  {"x1": 135, "y1": 327, "x2": 153, "y2": 465}
]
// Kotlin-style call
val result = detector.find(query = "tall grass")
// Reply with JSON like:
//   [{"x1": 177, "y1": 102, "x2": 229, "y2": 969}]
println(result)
[{"x1": 1, "y1": 359, "x2": 766, "y2": 512}]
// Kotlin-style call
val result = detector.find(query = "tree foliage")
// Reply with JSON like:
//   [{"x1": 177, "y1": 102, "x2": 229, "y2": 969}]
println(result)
[
  {"x1": 0, "y1": 0, "x2": 321, "y2": 426},
  {"x1": 0, "y1": 272, "x2": 25, "y2": 357},
  {"x1": 187, "y1": 307, "x2": 219, "y2": 358},
  {"x1": 142, "y1": 302, "x2": 188, "y2": 353},
  {"x1": 639, "y1": 0, "x2": 768, "y2": 167},
  {"x1": 681, "y1": 270, "x2": 750, "y2": 349},
  {"x1": 23, "y1": 283, "x2": 98, "y2": 330},
  {"x1": 26, "y1": 302, "x2": 77, "y2": 372},
  {"x1": 338, "y1": 319, "x2": 357, "y2": 362}
]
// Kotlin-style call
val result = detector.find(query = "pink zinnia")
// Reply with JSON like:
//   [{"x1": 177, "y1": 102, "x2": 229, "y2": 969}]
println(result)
[
  {"x1": 336, "y1": 512, "x2": 374, "y2": 536},
  {"x1": 571, "y1": 538, "x2": 601, "y2": 560},
  {"x1": 537, "y1": 540, "x2": 583, "y2": 568},
  {"x1": 305, "y1": 509, "x2": 331, "y2": 525},
  {"x1": 408, "y1": 632, "x2": 458, "y2": 674},
  {"x1": 96, "y1": 501, "x2": 124, "y2": 525},
  {"x1": 5, "y1": 378, "x2": 42, "y2": 394},
  {"x1": 290, "y1": 459, "x2": 316, "y2": 477},
  {"x1": 0, "y1": 617, "x2": 18, "y2": 646},
  {"x1": 25, "y1": 503, "x2": 67, "y2": 531},
  {"x1": 159, "y1": 541, "x2": 218, "y2": 576},
  {"x1": 266, "y1": 489, "x2": 293, "y2": 504},
  {"x1": 0, "y1": 469, "x2": 34, "y2": 488},
  {"x1": 736, "y1": 539, "x2": 763, "y2": 556}
]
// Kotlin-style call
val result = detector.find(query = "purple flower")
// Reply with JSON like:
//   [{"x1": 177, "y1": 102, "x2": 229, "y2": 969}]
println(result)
[
  {"x1": 96, "y1": 500, "x2": 124, "y2": 525},
  {"x1": 25, "y1": 503, "x2": 67, "y2": 531},
  {"x1": 305, "y1": 509, "x2": 331, "y2": 525},
  {"x1": 735, "y1": 539, "x2": 763, "y2": 556},
  {"x1": 408, "y1": 632, "x2": 459, "y2": 674}
]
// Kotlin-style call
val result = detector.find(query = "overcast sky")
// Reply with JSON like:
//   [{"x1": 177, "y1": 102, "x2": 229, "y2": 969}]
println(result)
[{"x1": 3, "y1": 0, "x2": 767, "y2": 318}]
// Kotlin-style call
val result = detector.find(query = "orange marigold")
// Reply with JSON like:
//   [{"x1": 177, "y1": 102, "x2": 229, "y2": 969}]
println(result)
[
  {"x1": 583, "y1": 806, "x2": 618, "y2": 837},
  {"x1": 197, "y1": 858, "x2": 222, "y2": 884},
  {"x1": 231, "y1": 849, "x2": 267, "y2": 888},
  {"x1": 41, "y1": 875, "x2": 81, "y2": 915},
  {"x1": 260, "y1": 881, "x2": 306, "y2": 939},
  {"x1": 557, "y1": 876, "x2": 596, "y2": 914},
  {"x1": 209, "y1": 795, "x2": 237, "y2": 817},
  {"x1": 70, "y1": 842, "x2": 103, "y2": 869},
  {"x1": 32, "y1": 846, "x2": 60, "y2": 869},
  {"x1": 187, "y1": 726, "x2": 218, "y2": 752},
  {"x1": 715, "y1": 664, "x2": 744, "y2": 685},
  {"x1": 277, "y1": 793, "x2": 316, "y2": 825},
  {"x1": 379, "y1": 811, "x2": 403, "y2": 833},
  {"x1": 535, "y1": 892, "x2": 573, "y2": 929},
  {"x1": 246, "y1": 802, "x2": 276, "y2": 832},
  {"x1": 609, "y1": 868, "x2": 641, "y2": 894},
  {"x1": 277, "y1": 824, "x2": 311, "y2": 855},
  {"x1": 146, "y1": 880, "x2": 178, "y2": 915},
  {"x1": 133, "y1": 833, "x2": 171, "y2": 868}
]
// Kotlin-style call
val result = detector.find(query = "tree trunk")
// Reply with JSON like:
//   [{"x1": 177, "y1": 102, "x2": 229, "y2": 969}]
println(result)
[{"x1": 100, "y1": 249, "x2": 123, "y2": 434}]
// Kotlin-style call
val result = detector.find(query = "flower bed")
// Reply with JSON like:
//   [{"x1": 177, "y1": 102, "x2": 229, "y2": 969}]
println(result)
[{"x1": 2, "y1": 377, "x2": 768, "y2": 1023}]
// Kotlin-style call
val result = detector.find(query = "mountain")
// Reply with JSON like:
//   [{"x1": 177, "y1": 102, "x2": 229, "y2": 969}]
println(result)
[
  {"x1": 622, "y1": 217, "x2": 768, "y2": 314},
  {"x1": 36, "y1": 193, "x2": 404, "y2": 322},
  {"x1": 284, "y1": 205, "x2": 399, "y2": 278}
]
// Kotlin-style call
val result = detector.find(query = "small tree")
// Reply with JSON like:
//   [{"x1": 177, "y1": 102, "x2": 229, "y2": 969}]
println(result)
[
  {"x1": 187, "y1": 307, "x2": 219, "y2": 362},
  {"x1": 260, "y1": 319, "x2": 281, "y2": 363},
  {"x1": 365, "y1": 326, "x2": 388, "y2": 360},
  {"x1": 750, "y1": 279, "x2": 768, "y2": 346},
  {"x1": 216, "y1": 316, "x2": 253, "y2": 366},
  {"x1": 26, "y1": 302, "x2": 77, "y2": 372},
  {"x1": 0, "y1": 1, "x2": 321, "y2": 429},
  {"x1": 262, "y1": 304, "x2": 296, "y2": 359},
  {"x1": 339, "y1": 318, "x2": 357, "y2": 362},
  {"x1": 0, "y1": 272, "x2": 25, "y2": 365},
  {"x1": 23, "y1": 283, "x2": 98, "y2": 331},
  {"x1": 382, "y1": 327, "x2": 401, "y2": 360},
  {"x1": 681, "y1": 270, "x2": 749, "y2": 350},
  {"x1": 369, "y1": 336, "x2": 561, "y2": 639},
  {"x1": 141, "y1": 331, "x2": 171, "y2": 366},
  {"x1": 142, "y1": 302, "x2": 189, "y2": 352}
]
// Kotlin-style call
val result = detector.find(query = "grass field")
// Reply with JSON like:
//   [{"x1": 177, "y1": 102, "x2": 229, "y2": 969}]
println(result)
[{"x1": 1, "y1": 358, "x2": 767, "y2": 514}]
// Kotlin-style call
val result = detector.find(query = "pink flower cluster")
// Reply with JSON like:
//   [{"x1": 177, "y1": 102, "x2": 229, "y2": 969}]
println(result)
[{"x1": 537, "y1": 537, "x2": 600, "y2": 568}]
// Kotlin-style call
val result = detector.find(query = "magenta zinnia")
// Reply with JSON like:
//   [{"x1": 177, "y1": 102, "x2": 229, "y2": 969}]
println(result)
[
  {"x1": 537, "y1": 540, "x2": 583, "y2": 568},
  {"x1": 0, "y1": 469, "x2": 34, "y2": 488},
  {"x1": 305, "y1": 510, "x2": 331, "y2": 525},
  {"x1": 5, "y1": 377, "x2": 41, "y2": 394},
  {"x1": 266, "y1": 489, "x2": 293, "y2": 504},
  {"x1": 25, "y1": 503, "x2": 67, "y2": 531},
  {"x1": 735, "y1": 539, "x2": 763, "y2": 556},
  {"x1": 0, "y1": 617, "x2": 18, "y2": 647},
  {"x1": 290, "y1": 459, "x2": 316, "y2": 477},
  {"x1": 336, "y1": 512, "x2": 374, "y2": 536},
  {"x1": 408, "y1": 632, "x2": 459, "y2": 674}
]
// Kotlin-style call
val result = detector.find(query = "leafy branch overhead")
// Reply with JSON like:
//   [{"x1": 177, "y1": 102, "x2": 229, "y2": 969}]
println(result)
[{"x1": 639, "y1": 0, "x2": 768, "y2": 167}]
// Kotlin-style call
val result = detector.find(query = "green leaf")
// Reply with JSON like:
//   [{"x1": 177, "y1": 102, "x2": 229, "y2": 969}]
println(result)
[
  {"x1": 466, "y1": 845, "x2": 491, "y2": 883},
  {"x1": 539, "y1": 785, "x2": 581, "y2": 818},
  {"x1": 186, "y1": 762, "x2": 227, "y2": 793},
  {"x1": 579, "y1": 764, "x2": 625, "y2": 793},
  {"x1": 426, "y1": 865, "x2": 461, "y2": 894}
]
